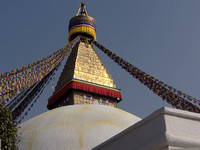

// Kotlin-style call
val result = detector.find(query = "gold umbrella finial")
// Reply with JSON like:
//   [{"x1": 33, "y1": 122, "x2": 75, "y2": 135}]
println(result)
[{"x1": 76, "y1": 1, "x2": 88, "y2": 16}]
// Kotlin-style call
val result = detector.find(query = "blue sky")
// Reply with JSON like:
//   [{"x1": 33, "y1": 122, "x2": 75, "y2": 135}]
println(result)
[{"x1": 1, "y1": 0, "x2": 200, "y2": 122}]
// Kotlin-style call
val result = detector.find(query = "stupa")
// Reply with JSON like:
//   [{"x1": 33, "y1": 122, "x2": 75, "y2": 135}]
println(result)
[{"x1": 17, "y1": 3, "x2": 141, "y2": 150}]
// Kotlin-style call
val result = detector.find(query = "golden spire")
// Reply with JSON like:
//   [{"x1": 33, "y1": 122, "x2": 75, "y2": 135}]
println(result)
[
  {"x1": 76, "y1": 2, "x2": 88, "y2": 16},
  {"x1": 47, "y1": 3, "x2": 121, "y2": 110}
]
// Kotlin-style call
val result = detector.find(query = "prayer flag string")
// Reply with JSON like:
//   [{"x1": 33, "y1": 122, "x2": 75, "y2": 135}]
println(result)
[
  {"x1": 12, "y1": 65, "x2": 57, "y2": 120},
  {"x1": 93, "y1": 40, "x2": 200, "y2": 113},
  {"x1": 6, "y1": 84, "x2": 37, "y2": 111},
  {"x1": 17, "y1": 67, "x2": 56, "y2": 124},
  {"x1": 13, "y1": 64, "x2": 60, "y2": 122},
  {"x1": 0, "y1": 36, "x2": 80, "y2": 106}
]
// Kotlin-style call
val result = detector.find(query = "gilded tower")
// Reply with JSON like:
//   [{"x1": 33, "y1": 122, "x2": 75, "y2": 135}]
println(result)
[
  {"x1": 47, "y1": 2, "x2": 122, "y2": 109},
  {"x1": 17, "y1": 3, "x2": 142, "y2": 150}
]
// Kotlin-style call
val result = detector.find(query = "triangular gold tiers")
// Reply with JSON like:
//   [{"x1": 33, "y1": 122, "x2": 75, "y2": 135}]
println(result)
[
  {"x1": 55, "y1": 42, "x2": 116, "y2": 93},
  {"x1": 48, "y1": 42, "x2": 121, "y2": 109}
]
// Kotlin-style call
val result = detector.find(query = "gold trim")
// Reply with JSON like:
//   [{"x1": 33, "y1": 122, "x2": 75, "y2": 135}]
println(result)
[{"x1": 68, "y1": 26, "x2": 96, "y2": 42}]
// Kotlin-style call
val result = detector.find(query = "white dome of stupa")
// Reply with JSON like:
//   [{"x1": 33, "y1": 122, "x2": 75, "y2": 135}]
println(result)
[{"x1": 17, "y1": 104, "x2": 141, "y2": 150}]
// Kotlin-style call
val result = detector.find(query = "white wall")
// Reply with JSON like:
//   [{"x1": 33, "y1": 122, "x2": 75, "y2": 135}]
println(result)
[{"x1": 93, "y1": 107, "x2": 200, "y2": 150}]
